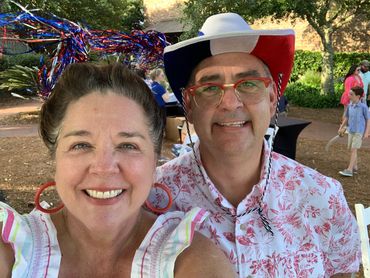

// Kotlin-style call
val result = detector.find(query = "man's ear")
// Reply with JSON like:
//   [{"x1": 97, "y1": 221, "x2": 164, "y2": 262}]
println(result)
[
  {"x1": 183, "y1": 92, "x2": 194, "y2": 124},
  {"x1": 269, "y1": 86, "x2": 278, "y2": 116}
]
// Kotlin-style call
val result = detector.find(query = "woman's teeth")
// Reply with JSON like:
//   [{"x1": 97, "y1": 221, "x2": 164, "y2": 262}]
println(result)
[{"x1": 85, "y1": 189, "x2": 123, "y2": 199}]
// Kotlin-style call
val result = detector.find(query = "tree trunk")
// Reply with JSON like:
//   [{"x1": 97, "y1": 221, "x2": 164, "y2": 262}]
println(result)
[{"x1": 320, "y1": 28, "x2": 335, "y2": 95}]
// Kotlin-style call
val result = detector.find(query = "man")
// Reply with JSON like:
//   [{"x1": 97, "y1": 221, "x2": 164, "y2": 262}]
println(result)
[
  {"x1": 152, "y1": 13, "x2": 360, "y2": 277},
  {"x1": 359, "y1": 60, "x2": 370, "y2": 106}
]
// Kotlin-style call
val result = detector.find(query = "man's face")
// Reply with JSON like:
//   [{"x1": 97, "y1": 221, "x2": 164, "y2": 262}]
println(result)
[
  {"x1": 185, "y1": 53, "x2": 276, "y2": 158},
  {"x1": 360, "y1": 64, "x2": 369, "y2": 73}
]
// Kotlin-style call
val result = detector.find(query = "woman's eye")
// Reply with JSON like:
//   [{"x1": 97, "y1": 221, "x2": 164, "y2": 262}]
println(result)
[
  {"x1": 117, "y1": 143, "x2": 138, "y2": 151},
  {"x1": 70, "y1": 143, "x2": 91, "y2": 151}
]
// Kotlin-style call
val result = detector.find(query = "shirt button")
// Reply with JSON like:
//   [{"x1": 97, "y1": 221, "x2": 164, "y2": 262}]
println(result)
[{"x1": 240, "y1": 224, "x2": 247, "y2": 231}]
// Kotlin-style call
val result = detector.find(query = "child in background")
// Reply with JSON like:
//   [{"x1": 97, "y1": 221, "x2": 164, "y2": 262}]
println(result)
[{"x1": 339, "y1": 86, "x2": 369, "y2": 177}]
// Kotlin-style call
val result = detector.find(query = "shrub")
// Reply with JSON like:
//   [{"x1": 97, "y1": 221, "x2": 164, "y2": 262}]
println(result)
[
  {"x1": 0, "y1": 53, "x2": 42, "y2": 71},
  {"x1": 0, "y1": 65, "x2": 40, "y2": 96},
  {"x1": 298, "y1": 70, "x2": 321, "y2": 88},
  {"x1": 292, "y1": 50, "x2": 369, "y2": 82},
  {"x1": 285, "y1": 82, "x2": 342, "y2": 108}
]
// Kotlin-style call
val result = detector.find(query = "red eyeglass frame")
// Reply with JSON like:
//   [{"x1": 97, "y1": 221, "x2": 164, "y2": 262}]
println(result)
[{"x1": 185, "y1": 77, "x2": 273, "y2": 97}]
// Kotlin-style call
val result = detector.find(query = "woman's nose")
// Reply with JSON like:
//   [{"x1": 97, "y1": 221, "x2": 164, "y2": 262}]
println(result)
[{"x1": 89, "y1": 150, "x2": 119, "y2": 175}]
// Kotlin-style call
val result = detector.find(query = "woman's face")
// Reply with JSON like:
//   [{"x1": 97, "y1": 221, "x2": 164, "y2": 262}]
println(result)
[{"x1": 54, "y1": 91, "x2": 157, "y2": 231}]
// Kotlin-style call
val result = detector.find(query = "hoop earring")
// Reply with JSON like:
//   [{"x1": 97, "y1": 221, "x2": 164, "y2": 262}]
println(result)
[
  {"x1": 34, "y1": 181, "x2": 64, "y2": 214},
  {"x1": 145, "y1": 183, "x2": 173, "y2": 214}
]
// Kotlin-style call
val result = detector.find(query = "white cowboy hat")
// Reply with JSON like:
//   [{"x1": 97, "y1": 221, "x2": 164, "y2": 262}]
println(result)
[{"x1": 163, "y1": 12, "x2": 295, "y2": 104}]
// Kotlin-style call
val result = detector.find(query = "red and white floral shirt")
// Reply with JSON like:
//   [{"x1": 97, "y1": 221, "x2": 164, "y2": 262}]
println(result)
[{"x1": 153, "y1": 142, "x2": 360, "y2": 277}]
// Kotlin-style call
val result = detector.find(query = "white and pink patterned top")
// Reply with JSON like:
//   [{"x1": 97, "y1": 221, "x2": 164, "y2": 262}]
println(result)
[
  {"x1": 154, "y1": 141, "x2": 361, "y2": 277},
  {"x1": 0, "y1": 202, "x2": 208, "y2": 277}
]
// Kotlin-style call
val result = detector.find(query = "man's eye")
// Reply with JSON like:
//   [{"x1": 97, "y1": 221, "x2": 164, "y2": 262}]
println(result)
[
  {"x1": 197, "y1": 85, "x2": 221, "y2": 95},
  {"x1": 239, "y1": 81, "x2": 258, "y2": 88},
  {"x1": 237, "y1": 80, "x2": 262, "y2": 92}
]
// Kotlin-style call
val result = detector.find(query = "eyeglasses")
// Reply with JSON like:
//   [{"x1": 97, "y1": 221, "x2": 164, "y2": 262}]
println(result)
[{"x1": 185, "y1": 77, "x2": 272, "y2": 107}]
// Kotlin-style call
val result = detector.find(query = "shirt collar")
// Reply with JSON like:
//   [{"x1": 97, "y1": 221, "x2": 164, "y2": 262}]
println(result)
[{"x1": 193, "y1": 140, "x2": 271, "y2": 214}]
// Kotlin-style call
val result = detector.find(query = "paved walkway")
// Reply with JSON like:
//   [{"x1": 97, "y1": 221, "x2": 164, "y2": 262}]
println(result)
[
  {"x1": 0, "y1": 100, "x2": 42, "y2": 138},
  {"x1": 0, "y1": 101, "x2": 369, "y2": 148},
  {"x1": 0, "y1": 100, "x2": 42, "y2": 117}
]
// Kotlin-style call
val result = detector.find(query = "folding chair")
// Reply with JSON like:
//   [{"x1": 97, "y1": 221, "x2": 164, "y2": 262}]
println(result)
[{"x1": 355, "y1": 203, "x2": 370, "y2": 278}]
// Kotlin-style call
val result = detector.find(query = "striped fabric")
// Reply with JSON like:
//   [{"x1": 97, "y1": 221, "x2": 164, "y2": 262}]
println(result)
[
  {"x1": 1, "y1": 202, "x2": 208, "y2": 277},
  {"x1": 0, "y1": 201, "x2": 61, "y2": 278},
  {"x1": 132, "y1": 207, "x2": 209, "y2": 277}
]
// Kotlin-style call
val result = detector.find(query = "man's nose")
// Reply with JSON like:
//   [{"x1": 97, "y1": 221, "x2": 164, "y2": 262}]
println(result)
[{"x1": 218, "y1": 85, "x2": 243, "y2": 109}]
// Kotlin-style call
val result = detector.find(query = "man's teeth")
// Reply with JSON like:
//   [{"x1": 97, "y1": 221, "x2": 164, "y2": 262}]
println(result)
[
  {"x1": 219, "y1": 121, "x2": 246, "y2": 127},
  {"x1": 85, "y1": 189, "x2": 123, "y2": 199}
]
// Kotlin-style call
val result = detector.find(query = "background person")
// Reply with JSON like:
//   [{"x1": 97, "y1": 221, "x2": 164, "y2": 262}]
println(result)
[
  {"x1": 151, "y1": 12, "x2": 360, "y2": 277},
  {"x1": 149, "y1": 68, "x2": 169, "y2": 108},
  {"x1": 277, "y1": 94, "x2": 289, "y2": 116},
  {"x1": 359, "y1": 60, "x2": 370, "y2": 106},
  {"x1": 340, "y1": 64, "x2": 364, "y2": 119},
  {"x1": 339, "y1": 86, "x2": 369, "y2": 177},
  {"x1": 0, "y1": 62, "x2": 235, "y2": 277}
]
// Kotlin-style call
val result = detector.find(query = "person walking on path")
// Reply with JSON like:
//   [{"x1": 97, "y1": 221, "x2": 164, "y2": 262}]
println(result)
[
  {"x1": 339, "y1": 86, "x2": 370, "y2": 177},
  {"x1": 340, "y1": 64, "x2": 364, "y2": 119},
  {"x1": 150, "y1": 12, "x2": 360, "y2": 277}
]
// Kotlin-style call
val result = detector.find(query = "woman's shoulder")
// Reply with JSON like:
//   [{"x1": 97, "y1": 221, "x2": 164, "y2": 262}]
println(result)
[
  {"x1": 174, "y1": 232, "x2": 237, "y2": 278},
  {"x1": 0, "y1": 202, "x2": 60, "y2": 277},
  {"x1": 132, "y1": 208, "x2": 212, "y2": 277},
  {"x1": 0, "y1": 222, "x2": 14, "y2": 277},
  {"x1": 0, "y1": 203, "x2": 17, "y2": 276}
]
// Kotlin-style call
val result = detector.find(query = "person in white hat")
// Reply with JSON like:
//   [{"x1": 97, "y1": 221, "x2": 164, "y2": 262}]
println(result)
[{"x1": 150, "y1": 13, "x2": 360, "y2": 277}]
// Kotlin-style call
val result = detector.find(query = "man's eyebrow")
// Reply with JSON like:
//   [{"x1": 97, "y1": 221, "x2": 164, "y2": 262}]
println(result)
[
  {"x1": 197, "y1": 70, "x2": 263, "y2": 84},
  {"x1": 235, "y1": 70, "x2": 261, "y2": 79},
  {"x1": 198, "y1": 74, "x2": 221, "y2": 83}
]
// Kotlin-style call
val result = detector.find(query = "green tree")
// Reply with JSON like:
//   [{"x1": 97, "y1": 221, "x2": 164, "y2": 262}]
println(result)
[
  {"x1": 182, "y1": 0, "x2": 369, "y2": 95},
  {"x1": 5, "y1": 0, "x2": 145, "y2": 31}
]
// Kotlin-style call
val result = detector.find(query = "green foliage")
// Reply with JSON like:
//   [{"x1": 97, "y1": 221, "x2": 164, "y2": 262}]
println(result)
[
  {"x1": 285, "y1": 82, "x2": 342, "y2": 108},
  {"x1": 182, "y1": 0, "x2": 369, "y2": 40},
  {"x1": 334, "y1": 52, "x2": 369, "y2": 79},
  {"x1": 0, "y1": 65, "x2": 40, "y2": 96},
  {"x1": 0, "y1": 53, "x2": 42, "y2": 72},
  {"x1": 291, "y1": 51, "x2": 322, "y2": 82},
  {"x1": 298, "y1": 70, "x2": 321, "y2": 87},
  {"x1": 6, "y1": 0, "x2": 145, "y2": 31},
  {"x1": 292, "y1": 50, "x2": 369, "y2": 82},
  {"x1": 0, "y1": 0, "x2": 11, "y2": 12}
]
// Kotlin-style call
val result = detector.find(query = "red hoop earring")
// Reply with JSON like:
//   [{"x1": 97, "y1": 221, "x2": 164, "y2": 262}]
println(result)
[
  {"x1": 34, "y1": 181, "x2": 64, "y2": 214},
  {"x1": 145, "y1": 183, "x2": 173, "y2": 214}
]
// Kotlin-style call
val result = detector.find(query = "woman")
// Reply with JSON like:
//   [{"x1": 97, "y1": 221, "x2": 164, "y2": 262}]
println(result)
[
  {"x1": 150, "y1": 68, "x2": 168, "y2": 108},
  {"x1": 0, "y1": 63, "x2": 235, "y2": 277},
  {"x1": 340, "y1": 64, "x2": 364, "y2": 118}
]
